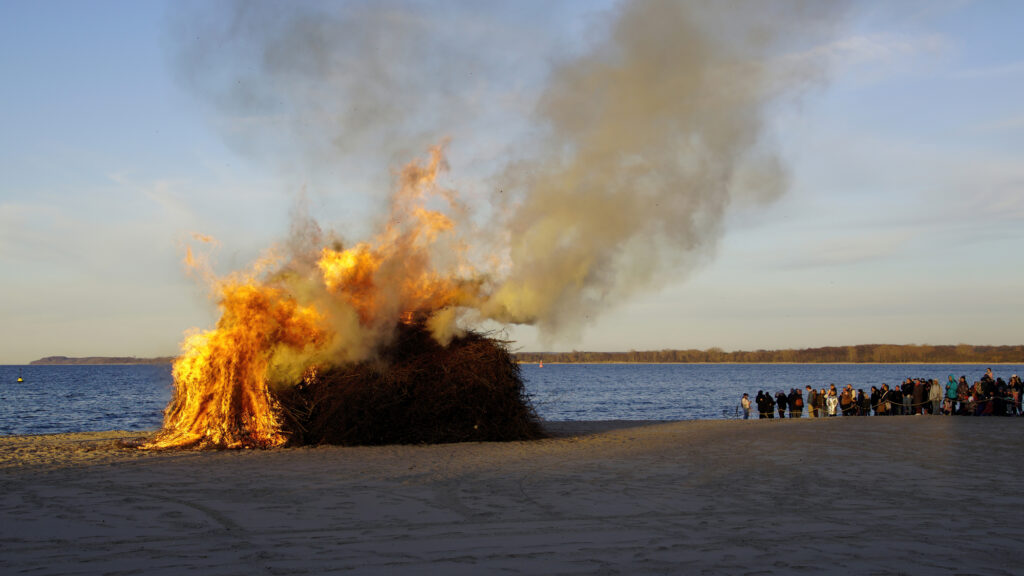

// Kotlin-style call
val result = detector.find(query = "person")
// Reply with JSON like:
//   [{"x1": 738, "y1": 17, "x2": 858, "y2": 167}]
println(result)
[
  {"x1": 816, "y1": 388, "x2": 827, "y2": 418},
  {"x1": 929, "y1": 378, "x2": 943, "y2": 415},
  {"x1": 945, "y1": 375, "x2": 958, "y2": 415},
  {"x1": 890, "y1": 384, "x2": 903, "y2": 416},
  {"x1": 966, "y1": 382, "x2": 980, "y2": 416},
  {"x1": 994, "y1": 378, "x2": 1009, "y2": 416},
  {"x1": 789, "y1": 388, "x2": 803, "y2": 418},
  {"x1": 978, "y1": 380, "x2": 995, "y2": 416},
  {"x1": 902, "y1": 379, "x2": 914, "y2": 415},
  {"x1": 956, "y1": 377, "x2": 970, "y2": 415},
  {"x1": 1010, "y1": 375, "x2": 1023, "y2": 416},
  {"x1": 775, "y1": 391, "x2": 788, "y2": 419},
  {"x1": 741, "y1": 393, "x2": 751, "y2": 420},
  {"x1": 877, "y1": 384, "x2": 891, "y2": 416},
  {"x1": 806, "y1": 386, "x2": 818, "y2": 418},
  {"x1": 756, "y1": 391, "x2": 768, "y2": 419},
  {"x1": 857, "y1": 389, "x2": 870, "y2": 415},
  {"x1": 839, "y1": 385, "x2": 854, "y2": 416},
  {"x1": 766, "y1": 392, "x2": 776, "y2": 419},
  {"x1": 826, "y1": 388, "x2": 838, "y2": 417},
  {"x1": 912, "y1": 379, "x2": 926, "y2": 415}
]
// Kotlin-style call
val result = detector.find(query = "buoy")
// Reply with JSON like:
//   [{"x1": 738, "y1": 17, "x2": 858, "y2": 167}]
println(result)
[{"x1": 17, "y1": 377, "x2": 23, "y2": 383}]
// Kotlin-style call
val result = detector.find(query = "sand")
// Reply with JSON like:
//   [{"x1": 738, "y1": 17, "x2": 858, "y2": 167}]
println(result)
[{"x1": 2, "y1": 418, "x2": 1023, "y2": 575}]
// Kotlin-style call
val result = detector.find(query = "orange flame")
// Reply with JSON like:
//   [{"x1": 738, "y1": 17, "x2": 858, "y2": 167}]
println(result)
[
  {"x1": 145, "y1": 143, "x2": 487, "y2": 449},
  {"x1": 317, "y1": 143, "x2": 480, "y2": 326},
  {"x1": 143, "y1": 276, "x2": 327, "y2": 449}
]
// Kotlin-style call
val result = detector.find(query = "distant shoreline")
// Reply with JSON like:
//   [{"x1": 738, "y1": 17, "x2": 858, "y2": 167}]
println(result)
[
  {"x1": 28, "y1": 356, "x2": 175, "y2": 366},
  {"x1": 516, "y1": 361, "x2": 1024, "y2": 366},
  {"x1": 23, "y1": 354, "x2": 1024, "y2": 367},
  {"x1": 515, "y1": 344, "x2": 1024, "y2": 364}
]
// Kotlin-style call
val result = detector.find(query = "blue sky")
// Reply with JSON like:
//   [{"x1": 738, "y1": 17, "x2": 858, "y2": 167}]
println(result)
[{"x1": 2, "y1": 0, "x2": 1023, "y2": 364}]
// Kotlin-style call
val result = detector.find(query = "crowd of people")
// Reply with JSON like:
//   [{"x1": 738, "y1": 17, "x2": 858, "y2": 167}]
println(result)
[{"x1": 739, "y1": 369, "x2": 1024, "y2": 419}]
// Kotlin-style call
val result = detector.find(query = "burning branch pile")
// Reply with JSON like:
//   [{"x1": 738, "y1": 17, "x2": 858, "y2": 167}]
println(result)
[
  {"x1": 275, "y1": 322, "x2": 543, "y2": 446},
  {"x1": 139, "y1": 145, "x2": 545, "y2": 450}
]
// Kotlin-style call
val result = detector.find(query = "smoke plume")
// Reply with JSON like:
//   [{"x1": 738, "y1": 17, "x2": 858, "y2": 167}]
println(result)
[{"x1": 171, "y1": 0, "x2": 844, "y2": 349}]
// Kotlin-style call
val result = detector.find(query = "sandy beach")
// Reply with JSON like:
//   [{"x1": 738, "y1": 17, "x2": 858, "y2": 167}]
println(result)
[{"x1": 2, "y1": 418, "x2": 1023, "y2": 575}]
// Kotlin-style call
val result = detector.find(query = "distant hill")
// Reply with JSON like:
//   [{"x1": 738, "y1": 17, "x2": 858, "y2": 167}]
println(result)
[{"x1": 30, "y1": 356, "x2": 176, "y2": 365}]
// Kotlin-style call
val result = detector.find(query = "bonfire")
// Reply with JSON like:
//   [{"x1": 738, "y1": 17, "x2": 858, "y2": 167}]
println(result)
[{"x1": 138, "y1": 145, "x2": 545, "y2": 450}]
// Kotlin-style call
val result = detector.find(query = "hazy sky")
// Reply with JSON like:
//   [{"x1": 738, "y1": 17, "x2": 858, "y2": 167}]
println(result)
[{"x1": 2, "y1": 0, "x2": 1023, "y2": 364}]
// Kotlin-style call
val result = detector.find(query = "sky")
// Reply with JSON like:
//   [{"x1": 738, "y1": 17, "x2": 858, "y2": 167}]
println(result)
[{"x1": 1, "y1": 0, "x2": 1023, "y2": 364}]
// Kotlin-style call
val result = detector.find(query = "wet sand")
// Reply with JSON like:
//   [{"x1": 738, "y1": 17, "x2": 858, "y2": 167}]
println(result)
[{"x1": 2, "y1": 418, "x2": 1023, "y2": 575}]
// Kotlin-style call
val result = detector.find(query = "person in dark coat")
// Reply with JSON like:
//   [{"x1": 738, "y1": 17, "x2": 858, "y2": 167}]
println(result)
[
  {"x1": 994, "y1": 379, "x2": 1008, "y2": 416},
  {"x1": 890, "y1": 385, "x2": 903, "y2": 415},
  {"x1": 756, "y1": 391, "x2": 767, "y2": 419},
  {"x1": 775, "y1": 391, "x2": 788, "y2": 419},
  {"x1": 766, "y1": 392, "x2": 776, "y2": 419},
  {"x1": 869, "y1": 386, "x2": 880, "y2": 415},
  {"x1": 901, "y1": 379, "x2": 914, "y2": 415},
  {"x1": 880, "y1": 384, "x2": 893, "y2": 415},
  {"x1": 912, "y1": 379, "x2": 926, "y2": 415},
  {"x1": 857, "y1": 389, "x2": 870, "y2": 415},
  {"x1": 788, "y1": 388, "x2": 803, "y2": 418}
]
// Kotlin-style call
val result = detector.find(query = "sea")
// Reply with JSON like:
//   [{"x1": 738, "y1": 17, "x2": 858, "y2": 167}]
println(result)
[{"x1": 2, "y1": 363, "x2": 1022, "y2": 436}]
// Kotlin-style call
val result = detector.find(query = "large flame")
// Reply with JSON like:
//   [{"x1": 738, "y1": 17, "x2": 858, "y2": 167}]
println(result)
[
  {"x1": 145, "y1": 145, "x2": 484, "y2": 449},
  {"x1": 316, "y1": 145, "x2": 483, "y2": 327}
]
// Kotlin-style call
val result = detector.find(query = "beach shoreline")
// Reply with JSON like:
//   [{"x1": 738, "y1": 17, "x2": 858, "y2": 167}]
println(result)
[{"x1": 3, "y1": 418, "x2": 1023, "y2": 574}]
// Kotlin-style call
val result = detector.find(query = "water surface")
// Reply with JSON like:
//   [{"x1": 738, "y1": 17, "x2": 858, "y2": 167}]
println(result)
[{"x1": 2, "y1": 363, "x2": 1020, "y2": 435}]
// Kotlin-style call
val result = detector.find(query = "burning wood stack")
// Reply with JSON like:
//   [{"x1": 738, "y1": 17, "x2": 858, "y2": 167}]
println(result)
[{"x1": 136, "y1": 146, "x2": 544, "y2": 450}]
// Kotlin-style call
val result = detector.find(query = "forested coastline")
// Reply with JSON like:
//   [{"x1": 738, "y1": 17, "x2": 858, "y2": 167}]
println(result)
[
  {"x1": 514, "y1": 344, "x2": 1024, "y2": 364},
  {"x1": 30, "y1": 356, "x2": 175, "y2": 365},
  {"x1": 29, "y1": 343, "x2": 1024, "y2": 365}
]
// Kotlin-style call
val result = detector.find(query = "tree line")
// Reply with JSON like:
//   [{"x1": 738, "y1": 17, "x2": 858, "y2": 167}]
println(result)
[
  {"x1": 30, "y1": 356, "x2": 176, "y2": 365},
  {"x1": 514, "y1": 344, "x2": 1024, "y2": 364}
]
